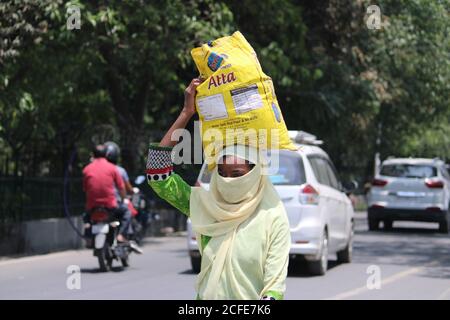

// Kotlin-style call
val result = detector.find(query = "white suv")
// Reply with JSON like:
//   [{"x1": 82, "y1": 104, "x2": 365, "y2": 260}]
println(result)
[
  {"x1": 367, "y1": 158, "x2": 450, "y2": 232},
  {"x1": 187, "y1": 131, "x2": 355, "y2": 276}
]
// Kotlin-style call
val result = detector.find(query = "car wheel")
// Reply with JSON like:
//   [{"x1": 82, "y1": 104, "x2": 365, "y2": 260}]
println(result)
[
  {"x1": 439, "y1": 219, "x2": 449, "y2": 234},
  {"x1": 288, "y1": 257, "x2": 302, "y2": 274},
  {"x1": 191, "y1": 256, "x2": 201, "y2": 273},
  {"x1": 307, "y1": 231, "x2": 328, "y2": 276},
  {"x1": 384, "y1": 220, "x2": 393, "y2": 231},
  {"x1": 368, "y1": 218, "x2": 379, "y2": 231},
  {"x1": 438, "y1": 207, "x2": 450, "y2": 233},
  {"x1": 337, "y1": 222, "x2": 353, "y2": 264}
]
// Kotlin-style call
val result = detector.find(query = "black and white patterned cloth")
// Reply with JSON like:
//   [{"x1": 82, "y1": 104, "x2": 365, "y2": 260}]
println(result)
[
  {"x1": 146, "y1": 144, "x2": 174, "y2": 182},
  {"x1": 260, "y1": 296, "x2": 276, "y2": 300}
]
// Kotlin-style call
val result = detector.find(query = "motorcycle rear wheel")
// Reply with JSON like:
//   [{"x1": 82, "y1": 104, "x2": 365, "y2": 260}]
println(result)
[
  {"x1": 121, "y1": 257, "x2": 129, "y2": 267},
  {"x1": 97, "y1": 243, "x2": 113, "y2": 272}
]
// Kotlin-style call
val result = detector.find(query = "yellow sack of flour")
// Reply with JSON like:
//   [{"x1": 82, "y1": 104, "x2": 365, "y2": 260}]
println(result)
[{"x1": 191, "y1": 31, "x2": 296, "y2": 166}]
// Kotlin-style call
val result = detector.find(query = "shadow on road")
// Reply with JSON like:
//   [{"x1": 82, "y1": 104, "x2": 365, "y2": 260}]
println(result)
[
  {"x1": 179, "y1": 269, "x2": 197, "y2": 275},
  {"x1": 356, "y1": 226, "x2": 441, "y2": 235},
  {"x1": 139, "y1": 238, "x2": 168, "y2": 246},
  {"x1": 354, "y1": 223, "x2": 450, "y2": 280},
  {"x1": 80, "y1": 266, "x2": 126, "y2": 273},
  {"x1": 287, "y1": 260, "x2": 339, "y2": 278}
]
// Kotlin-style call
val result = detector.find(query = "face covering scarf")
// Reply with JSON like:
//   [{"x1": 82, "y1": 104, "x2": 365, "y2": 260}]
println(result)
[{"x1": 190, "y1": 145, "x2": 283, "y2": 299}]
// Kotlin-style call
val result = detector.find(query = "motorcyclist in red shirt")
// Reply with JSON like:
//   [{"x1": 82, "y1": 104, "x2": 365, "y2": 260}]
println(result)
[
  {"x1": 104, "y1": 141, "x2": 143, "y2": 253},
  {"x1": 83, "y1": 144, "x2": 128, "y2": 242}
]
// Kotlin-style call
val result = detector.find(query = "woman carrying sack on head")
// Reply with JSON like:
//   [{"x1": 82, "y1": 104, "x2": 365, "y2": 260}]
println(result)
[{"x1": 146, "y1": 78, "x2": 291, "y2": 300}]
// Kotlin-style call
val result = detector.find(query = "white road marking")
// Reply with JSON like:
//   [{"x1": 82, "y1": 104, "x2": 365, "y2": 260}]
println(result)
[
  {"x1": 438, "y1": 287, "x2": 450, "y2": 300},
  {"x1": 326, "y1": 261, "x2": 439, "y2": 300}
]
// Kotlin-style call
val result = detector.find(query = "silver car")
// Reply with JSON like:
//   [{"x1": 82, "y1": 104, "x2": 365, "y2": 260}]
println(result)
[{"x1": 367, "y1": 158, "x2": 450, "y2": 232}]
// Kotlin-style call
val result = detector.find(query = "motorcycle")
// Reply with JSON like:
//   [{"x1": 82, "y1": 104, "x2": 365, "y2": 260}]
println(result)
[
  {"x1": 124, "y1": 196, "x2": 144, "y2": 245},
  {"x1": 131, "y1": 176, "x2": 162, "y2": 240},
  {"x1": 87, "y1": 207, "x2": 132, "y2": 272}
]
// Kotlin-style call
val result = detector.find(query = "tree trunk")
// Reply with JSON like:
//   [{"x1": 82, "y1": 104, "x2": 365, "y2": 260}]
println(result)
[
  {"x1": 118, "y1": 124, "x2": 143, "y2": 176},
  {"x1": 13, "y1": 149, "x2": 20, "y2": 178}
]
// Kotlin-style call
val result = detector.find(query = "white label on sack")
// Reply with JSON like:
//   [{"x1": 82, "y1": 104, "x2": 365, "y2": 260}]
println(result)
[
  {"x1": 197, "y1": 93, "x2": 229, "y2": 121},
  {"x1": 231, "y1": 84, "x2": 263, "y2": 114}
]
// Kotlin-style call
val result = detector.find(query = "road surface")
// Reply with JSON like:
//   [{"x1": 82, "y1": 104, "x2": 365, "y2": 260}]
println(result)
[{"x1": 1, "y1": 212, "x2": 450, "y2": 300}]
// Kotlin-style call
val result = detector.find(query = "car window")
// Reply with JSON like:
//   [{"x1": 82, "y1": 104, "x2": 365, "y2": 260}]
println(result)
[
  {"x1": 199, "y1": 150, "x2": 306, "y2": 186},
  {"x1": 267, "y1": 150, "x2": 306, "y2": 185},
  {"x1": 380, "y1": 164, "x2": 437, "y2": 178},
  {"x1": 308, "y1": 156, "x2": 331, "y2": 187},
  {"x1": 324, "y1": 160, "x2": 340, "y2": 190},
  {"x1": 308, "y1": 157, "x2": 321, "y2": 184},
  {"x1": 440, "y1": 166, "x2": 450, "y2": 180}
]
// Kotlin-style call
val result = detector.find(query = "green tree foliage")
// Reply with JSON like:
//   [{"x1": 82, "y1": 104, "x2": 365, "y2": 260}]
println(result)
[
  {"x1": 363, "y1": 0, "x2": 450, "y2": 162},
  {"x1": 0, "y1": 0, "x2": 449, "y2": 183},
  {"x1": 1, "y1": 0, "x2": 235, "y2": 176}
]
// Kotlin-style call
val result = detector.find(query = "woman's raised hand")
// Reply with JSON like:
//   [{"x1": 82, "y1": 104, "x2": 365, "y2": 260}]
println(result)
[
  {"x1": 183, "y1": 78, "x2": 202, "y2": 116},
  {"x1": 159, "y1": 77, "x2": 203, "y2": 147}
]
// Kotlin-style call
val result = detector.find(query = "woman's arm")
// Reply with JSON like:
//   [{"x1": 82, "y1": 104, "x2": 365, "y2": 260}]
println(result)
[
  {"x1": 260, "y1": 213, "x2": 291, "y2": 300},
  {"x1": 146, "y1": 78, "x2": 201, "y2": 216},
  {"x1": 146, "y1": 144, "x2": 191, "y2": 215}
]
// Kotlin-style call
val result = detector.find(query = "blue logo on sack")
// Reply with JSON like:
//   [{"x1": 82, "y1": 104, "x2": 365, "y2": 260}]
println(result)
[
  {"x1": 272, "y1": 102, "x2": 281, "y2": 122},
  {"x1": 207, "y1": 52, "x2": 224, "y2": 72}
]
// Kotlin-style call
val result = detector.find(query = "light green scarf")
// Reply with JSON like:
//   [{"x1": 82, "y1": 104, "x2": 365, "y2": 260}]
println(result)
[{"x1": 190, "y1": 145, "x2": 284, "y2": 299}]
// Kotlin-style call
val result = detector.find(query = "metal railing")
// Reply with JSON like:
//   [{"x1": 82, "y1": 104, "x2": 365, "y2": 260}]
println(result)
[
  {"x1": 0, "y1": 177, "x2": 85, "y2": 224},
  {"x1": 0, "y1": 165, "x2": 200, "y2": 225}
]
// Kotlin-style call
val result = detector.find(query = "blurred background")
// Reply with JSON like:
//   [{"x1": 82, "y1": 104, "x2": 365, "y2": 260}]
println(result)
[{"x1": 0, "y1": 0, "x2": 449, "y2": 238}]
